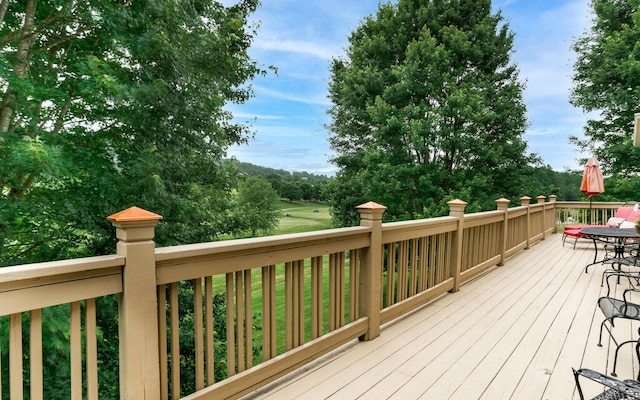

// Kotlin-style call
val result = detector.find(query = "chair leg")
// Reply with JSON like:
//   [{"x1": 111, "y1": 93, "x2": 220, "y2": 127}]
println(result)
[
  {"x1": 612, "y1": 345, "x2": 621, "y2": 377},
  {"x1": 598, "y1": 319, "x2": 611, "y2": 347},
  {"x1": 572, "y1": 369, "x2": 586, "y2": 400}
]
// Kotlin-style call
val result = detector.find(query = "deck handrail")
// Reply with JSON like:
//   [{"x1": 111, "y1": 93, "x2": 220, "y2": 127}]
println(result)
[{"x1": 2, "y1": 194, "x2": 621, "y2": 399}]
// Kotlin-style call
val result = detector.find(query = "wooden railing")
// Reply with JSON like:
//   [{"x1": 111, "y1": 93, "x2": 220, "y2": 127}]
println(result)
[
  {"x1": 555, "y1": 201, "x2": 626, "y2": 226},
  {"x1": 1, "y1": 195, "x2": 563, "y2": 399}
]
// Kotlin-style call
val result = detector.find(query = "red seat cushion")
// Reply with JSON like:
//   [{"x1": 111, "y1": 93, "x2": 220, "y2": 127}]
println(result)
[{"x1": 564, "y1": 225, "x2": 602, "y2": 237}]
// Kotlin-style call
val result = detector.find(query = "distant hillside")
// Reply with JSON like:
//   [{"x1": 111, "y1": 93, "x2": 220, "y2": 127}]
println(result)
[
  {"x1": 237, "y1": 162, "x2": 332, "y2": 185},
  {"x1": 235, "y1": 161, "x2": 590, "y2": 202}
]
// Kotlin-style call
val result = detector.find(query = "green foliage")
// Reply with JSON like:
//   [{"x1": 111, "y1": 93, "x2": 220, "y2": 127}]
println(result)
[
  {"x1": 523, "y1": 166, "x2": 584, "y2": 202},
  {"x1": 0, "y1": 0, "x2": 267, "y2": 266},
  {"x1": 232, "y1": 176, "x2": 281, "y2": 237},
  {"x1": 237, "y1": 162, "x2": 330, "y2": 202},
  {"x1": 595, "y1": 175, "x2": 640, "y2": 203},
  {"x1": 571, "y1": 0, "x2": 640, "y2": 175},
  {"x1": 280, "y1": 181, "x2": 303, "y2": 203},
  {"x1": 0, "y1": 1, "x2": 272, "y2": 397},
  {"x1": 237, "y1": 162, "x2": 331, "y2": 185},
  {"x1": 326, "y1": 0, "x2": 536, "y2": 225}
]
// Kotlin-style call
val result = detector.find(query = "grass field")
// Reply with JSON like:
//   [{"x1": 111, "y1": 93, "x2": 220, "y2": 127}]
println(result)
[{"x1": 274, "y1": 200, "x2": 333, "y2": 235}]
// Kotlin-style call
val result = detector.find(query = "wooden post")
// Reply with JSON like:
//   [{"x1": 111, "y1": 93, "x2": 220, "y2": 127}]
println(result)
[
  {"x1": 520, "y1": 196, "x2": 531, "y2": 249},
  {"x1": 633, "y1": 113, "x2": 640, "y2": 147},
  {"x1": 496, "y1": 198, "x2": 510, "y2": 266},
  {"x1": 549, "y1": 195, "x2": 558, "y2": 234},
  {"x1": 448, "y1": 199, "x2": 467, "y2": 293},
  {"x1": 356, "y1": 201, "x2": 386, "y2": 341},
  {"x1": 537, "y1": 196, "x2": 547, "y2": 239},
  {"x1": 108, "y1": 207, "x2": 163, "y2": 400}
]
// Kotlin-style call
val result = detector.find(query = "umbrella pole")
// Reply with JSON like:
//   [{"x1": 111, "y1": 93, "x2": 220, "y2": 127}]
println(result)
[{"x1": 589, "y1": 198, "x2": 593, "y2": 224}]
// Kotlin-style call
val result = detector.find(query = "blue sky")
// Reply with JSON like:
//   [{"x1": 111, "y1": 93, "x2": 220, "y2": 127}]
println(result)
[{"x1": 223, "y1": 0, "x2": 593, "y2": 175}]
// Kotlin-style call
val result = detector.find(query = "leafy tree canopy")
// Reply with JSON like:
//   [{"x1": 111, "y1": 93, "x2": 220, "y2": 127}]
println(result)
[
  {"x1": 571, "y1": 0, "x2": 640, "y2": 175},
  {"x1": 326, "y1": 0, "x2": 537, "y2": 225},
  {"x1": 0, "y1": 0, "x2": 267, "y2": 265},
  {"x1": 232, "y1": 175, "x2": 281, "y2": 237},
  {"x1": 237, "y1": 162, "x2": 331, "y2": 185}
]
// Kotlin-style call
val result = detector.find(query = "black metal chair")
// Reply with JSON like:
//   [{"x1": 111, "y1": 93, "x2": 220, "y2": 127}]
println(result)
[
  {"x1": 598, "y1": 271, "x2": 640, "y2": 376},
  {"x1": 574, "y1": 325, "x2": 640, "y2": 399},
  {"x1": 573, "y1": 368, "x2": 640, "y2": 399}
]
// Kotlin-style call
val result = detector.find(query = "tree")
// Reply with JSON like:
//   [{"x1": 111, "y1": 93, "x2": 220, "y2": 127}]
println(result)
[
  {"x1": 326, "y1": 0, "x2": 536, "y2": 226},
  {"x1": 280, "y1": 181, "x2": 302, "y2": 203},
  {"x1": 0, "y1": 0, "x2": 267, "y2": 266},
  {"x1": 233, "y1": 176, "x2": 281, "y2": 237},
  {"x1": 571, "y1": 0, "x2": 640, "y2": 175},
  {"x1": 299, "y1": 182, "x2": 314, "y2": 201}
]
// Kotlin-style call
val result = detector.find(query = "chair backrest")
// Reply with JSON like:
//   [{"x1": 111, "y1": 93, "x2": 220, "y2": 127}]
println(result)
[
  {"x1": 614, "y1": 205, "x2": 638, "y2": 220},
  {"x1": 613, "y1": 203, "x2": 640, "y2": 228}
]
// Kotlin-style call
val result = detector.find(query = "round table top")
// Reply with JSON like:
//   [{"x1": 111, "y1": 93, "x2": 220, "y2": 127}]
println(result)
[{"x1": 579, "y1": 227, "x2": 640, "y2": 238}]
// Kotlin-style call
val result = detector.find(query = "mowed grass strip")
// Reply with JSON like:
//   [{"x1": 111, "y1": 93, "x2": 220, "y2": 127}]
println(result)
[{"x1": 275, "y1": 201, "x2": 333, "y2": 235}]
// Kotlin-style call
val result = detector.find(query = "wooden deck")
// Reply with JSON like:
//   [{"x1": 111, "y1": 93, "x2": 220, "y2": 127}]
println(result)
[{"x1": 241, "y1": 234, "x2": 640, "y2": 399}]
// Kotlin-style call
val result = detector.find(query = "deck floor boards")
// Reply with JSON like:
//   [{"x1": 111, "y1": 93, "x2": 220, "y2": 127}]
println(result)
[{"x1": 241, "y1": 235, "x2": 640, "y2": 399}]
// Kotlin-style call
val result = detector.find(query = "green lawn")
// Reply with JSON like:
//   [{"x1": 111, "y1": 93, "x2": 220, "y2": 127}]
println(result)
[
  {"x1": 274, "y1": 201, "x2": 333, "y2": 235},
  {"x1": 212, "y1": 201, "x2": 342, "y2": 358},
  {"x1": 211, "y1": 257, "x2": 355, "y2": 358}
]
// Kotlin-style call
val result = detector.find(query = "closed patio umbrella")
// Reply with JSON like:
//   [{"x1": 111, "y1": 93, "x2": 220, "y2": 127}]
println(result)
[{"x1": 580, "y1": 157, "x2": 605, "y2": 224}]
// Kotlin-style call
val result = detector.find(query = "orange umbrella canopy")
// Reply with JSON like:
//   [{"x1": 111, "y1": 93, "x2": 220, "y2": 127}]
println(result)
[{"x1": 580, "y1": 157, "x2": 605, "y2": 198}]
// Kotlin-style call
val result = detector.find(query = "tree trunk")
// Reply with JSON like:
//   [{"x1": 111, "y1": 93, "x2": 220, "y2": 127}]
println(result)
[{"x1": 0, "y1": 0, "x2": 38, "y2": 133}]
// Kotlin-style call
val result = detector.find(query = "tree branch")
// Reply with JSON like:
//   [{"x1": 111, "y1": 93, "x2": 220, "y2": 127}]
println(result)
[{"x1": 8, "y1": 173, "x2": 35, "y2": 199}]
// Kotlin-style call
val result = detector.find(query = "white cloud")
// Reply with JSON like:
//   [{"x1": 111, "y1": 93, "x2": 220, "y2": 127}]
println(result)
[
  {"x1": 253, "y1": 36, "x2": 338, "y2": 60},
  {"x1": 252, "y1": 85, "x2": 330, "y2": 106}
]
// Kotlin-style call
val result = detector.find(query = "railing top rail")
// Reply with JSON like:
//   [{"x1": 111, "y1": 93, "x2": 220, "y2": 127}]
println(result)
[
  {"x1": 464, "y1": 209, "x2": 503, "y2": 220},
  {"x1": 506, "y1": 206, "x2": 528, "y2": 218},
  {"x1": 381, "y1": 215, "x2": 456, "y2": 231},
  {"x1": 380, "y1": 216, "x2": 458, "y2": 243},
  {"x1": 155, "y1": 226, "x2": 371, "y2": 263},
  {"x1": 555, "y1": 201, "x2": 625, "y2": 208},
  {"x1": 0, "y1": 254, "x2": 125, "y2": 285}
]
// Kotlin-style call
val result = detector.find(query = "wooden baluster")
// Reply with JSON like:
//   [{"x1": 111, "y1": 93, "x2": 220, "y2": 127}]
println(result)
[
  {"x1": 204, "y1": 276, "x2": 214, "y2": 385},
  {"x1": 30, "y1": 309, "x2": 43, "y2": 400},
  {"x1": 244, "y1": 270, "x2": 253, "y2": 369},
  {"x1": 157, "y1": 285, "x2": 168, "y2": 400},
  {"x1": 86, "y1": 299, "x2": 98, "y2": 400},
  {"x1": 261, "y1": 265, "x2": 276, "y2": 360},
  {"x1": 170, "y1": 282, "x2": 180, "y2": 397},
  {"x1": 70, "y1": 302, "x2": 81, "y2": 400},
  {"x1": 10, "y1": 313, "x2": 22, "y2": 400},
  {"x1": 349, "y1": 250, "x2": 359, "y2": 322},
  {"x1": 194, "y1": 278, "x2": 204, "y2": 389},
  {"x1": 311, "y1": 257, "x2": 323, "y2": 339},
  {"x1": 226, "y1": 273, "x2": 235, "y2": 376}
]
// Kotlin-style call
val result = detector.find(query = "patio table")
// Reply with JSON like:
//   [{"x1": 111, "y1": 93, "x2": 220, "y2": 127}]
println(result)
[{"x1": 579, "y1": 227, "x2": 640, "y2": 273}]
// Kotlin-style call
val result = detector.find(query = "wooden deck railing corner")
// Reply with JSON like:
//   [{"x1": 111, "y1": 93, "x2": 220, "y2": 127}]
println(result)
[
  {"x1": 496, "y1": 197, "x2": 511, "y2": 266},
  {"x1": 107, "y1": 206, "x2": 163, "y2": 400},
  {"x1": 355, "y1": 201, "x2": 387, "y2": 341},
  {"x1": 448, "y1": 199, "x2": 468, "y2": 293}
]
